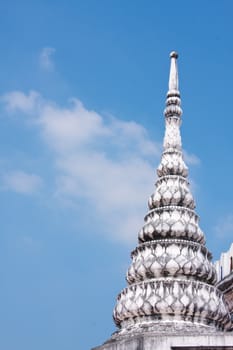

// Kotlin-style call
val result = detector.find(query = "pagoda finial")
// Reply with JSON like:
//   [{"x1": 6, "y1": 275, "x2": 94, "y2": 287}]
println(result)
[
  {"x1": 169, "y1": 51, "x2": 179, "y2": 91},
  {"x1": 164, "y1": 51, "x2": 182, "y2": 119},
  {"x1": 162, "y1": 51, "x2": 183, "y2": 154}
]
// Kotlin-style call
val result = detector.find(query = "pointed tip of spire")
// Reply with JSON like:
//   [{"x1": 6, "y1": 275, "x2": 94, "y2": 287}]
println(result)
[
  {"x1": 168, "y1": 51, "x2": 179, "y2": 92},
  {"x1": 170, "y1": 51, "x2": 178, "y2": 59},
  {"x1": 164, "y1": 51, "x2": 182, "y2": 118}
]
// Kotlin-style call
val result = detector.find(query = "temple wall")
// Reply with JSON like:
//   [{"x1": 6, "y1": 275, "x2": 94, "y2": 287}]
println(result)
[{"x1": 215, "y1": 243, "x2": 233, "y2": 281}]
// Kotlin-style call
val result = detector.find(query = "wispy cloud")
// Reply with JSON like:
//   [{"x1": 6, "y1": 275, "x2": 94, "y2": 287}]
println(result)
[
  {"x1": 183, "y1": 150, "x2": 200, "y2": 165},
  {"x1": 1, "y1": 91, "x2": 200, "y2": 243},
  {"x1": 214, "y1": 213, "x2": 233, "y2": 239},
  {"x1": 1, "y1": 90, "x2": 41, "y2": 114},
  {"x1": 39, "y1": 47, "x2": 56, "y2": 71},
  {"x1": 1, "y1": 170, "x2": 43, "y2": 195}
]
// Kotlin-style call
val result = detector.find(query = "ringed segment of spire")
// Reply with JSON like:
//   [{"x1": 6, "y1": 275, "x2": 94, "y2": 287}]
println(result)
[{"x1": 164, "y1": 51, "x2": 182, "y2": 119}]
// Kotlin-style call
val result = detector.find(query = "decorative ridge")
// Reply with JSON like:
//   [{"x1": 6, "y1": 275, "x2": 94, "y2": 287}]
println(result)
[
  {"x1": 162, "y1": 148, "x2": 182, "y2": 154},
  {"x1": 136, "y1": 238, "x2": 210, "y2": 254},
  {"x1": 119, "y1": 277, "x2": 219, "y2": 291},
  {"x1": 156, "y1": 174, "x2": 188, "y2": 181},
  {"x1": 138, "y1": 238, "x2": 205, "y2": 247},
  {"x1": 145, "y1": 205, "x2": 197, "y2": 217}
]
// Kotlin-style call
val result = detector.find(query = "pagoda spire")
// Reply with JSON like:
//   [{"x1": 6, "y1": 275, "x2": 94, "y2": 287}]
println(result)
[{"x1": 113, "y1": 52, "x2": 231, "y2": 333}]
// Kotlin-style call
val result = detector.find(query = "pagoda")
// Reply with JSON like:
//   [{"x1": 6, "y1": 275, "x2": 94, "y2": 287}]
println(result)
[{"x1": 92, "y1": 52, "x2": 233, "y2": 350}]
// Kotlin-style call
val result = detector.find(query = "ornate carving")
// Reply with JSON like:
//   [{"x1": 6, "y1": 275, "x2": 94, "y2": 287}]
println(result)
[
  {"x1": 163, "y1": 117, "x2": 182, "y2": 149},
  {"x1": 157, "y1": 151, "x2": 188, "y2": 177},
  {"x1": 127, "y1": 240, "x2": 216, "y2": 284},
  {"x1": 139, "y1": 207, "x2": 205, "y2": 244},
  {"x1": 114, "y1": 280, "x2": 229, "y2": 330},
  {"x1": 112, "y1": 52, "x2": 231, "y2": 331},
  {"x1": 148, "y1": 175, "x2": 195, "y2": 210}
]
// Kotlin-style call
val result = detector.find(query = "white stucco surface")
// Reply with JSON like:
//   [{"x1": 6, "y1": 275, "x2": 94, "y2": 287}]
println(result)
[{"x1": 215, "y1": 243, "x2": 233, "y2": 281}]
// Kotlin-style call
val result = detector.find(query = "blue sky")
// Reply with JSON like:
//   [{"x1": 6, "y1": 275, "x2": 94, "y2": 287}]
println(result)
[{"x1": 1, "y1": 1, "x2": 233, "y2": 349}]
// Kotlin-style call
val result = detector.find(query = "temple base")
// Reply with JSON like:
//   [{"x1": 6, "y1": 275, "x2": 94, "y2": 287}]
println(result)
[
  {"x1": 92, "y1": 334, "x2": 233, "y2": 350},
  {"x1": 92, "y1": 323, "x2": 233, "y2": 350}
]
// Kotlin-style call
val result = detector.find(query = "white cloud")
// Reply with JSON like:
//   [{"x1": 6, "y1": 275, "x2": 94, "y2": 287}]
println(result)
[
  {"x1": 1, "y1": 90, "x2": 41, "y2": 114},
  {"x1": 183, "y1": 150, "x2": 200, "y2": 165},
  {"x1": 1, "y1": 90, "x2": 200, "y2": 243},
  {"x1": 39, "y1": 47, "x2": 56, "y2": 71},
  {"x1": 55, "y1": 154, "x2": 153, "y2": 243},
  {"x1": 39, "y1": 100, "x2": 111, "y2": 153},
  {"x1": 1, "y1": 170, "x2": 43, "y2": 195}
]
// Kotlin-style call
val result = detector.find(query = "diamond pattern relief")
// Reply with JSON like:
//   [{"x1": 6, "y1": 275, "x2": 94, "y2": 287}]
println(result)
[
  {"x1": 157, "y1": 151, "x2": 188, "y2": 177},
  {"x1": 139, "y1": 207, "x2": 205, "y2": 244},
  {"x1": 113, "y1": 279, "x2": 230, "y2": 329},
  {"x1": 127, "y1": 240, "x2": 216, "y2": 285},
  {"x1": 148, "y1": 176, "x2": 195, "y2": 210}
]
